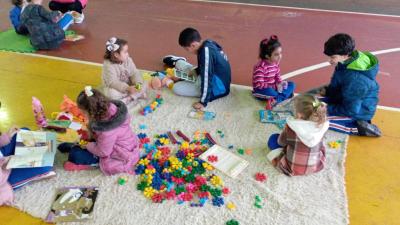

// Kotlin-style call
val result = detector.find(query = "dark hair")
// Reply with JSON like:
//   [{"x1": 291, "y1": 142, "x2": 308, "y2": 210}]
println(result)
[
  {"x1": 324, "y1": 33, "x2": 355, "y2": 56},
  {"x1": 294, "y1": 94, "x2": 327, "y2": 125},
  {"x1": 11, "y1": 0, "x2": 23, "y2": 6},
  {"x1": 77, "y1": 88, "x2": 110, "y2": 121},
  {"x1": 178, "y1": 27, "x2": 202, "y2": 47},
  {"x1": 103, "y1": 38, "x2": 128, "y2": 64},
  {"x1": 259, "y1": 35, "x2": 281, "y2": 59}
]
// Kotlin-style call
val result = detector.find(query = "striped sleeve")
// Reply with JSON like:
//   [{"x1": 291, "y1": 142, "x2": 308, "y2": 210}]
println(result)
[
  {"x1": 253, "y1": 62, "x2": 280, "y2": 89},
  {"x1": 275, "y1": 66, "x2": 282, "y2": 83},
  {"x1": 198, "y1": 46, "x2": 213, "y2": 106}
]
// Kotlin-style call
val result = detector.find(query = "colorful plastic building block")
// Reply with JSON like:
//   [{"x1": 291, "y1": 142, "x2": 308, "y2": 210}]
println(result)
[
  {"x1": 140, "y1": 95, "x2": 164, "y2": 116},
  {"x1": 226, "y1": 219, "x2": 239, "y2": 225},
  {"x1": 205, "y1": 133, "x2": 217, "y2": 145},
  {"x1": 245, "y1": 149, "x2": 253, "y2": 155},
  {"x1": 328, "y1": 140, "x2": 342, "y2": 149},
  {"x1": 226, "y1": 202, "x2": 236, "y2": 210},
  {"x1": 207, "y1": 155, "x2": 218, "y2": 163},
  {"x1": 118, "y1": 176, "x2": 128, "y2": 185},
  {"x1": 255, "y1": 173, "x2": 267, "y2": 182},
  {"x1": 176, "y1": 130, "x2": 190, "y2": 142}
]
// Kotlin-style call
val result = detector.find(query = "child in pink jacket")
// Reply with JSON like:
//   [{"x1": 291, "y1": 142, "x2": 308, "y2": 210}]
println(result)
[
  {"x1": 62, "y1": 86, "x2": 140, "y2": 175},
  {"x1": 48, "y1": 0, "x2": 87, "y2": 23},
  {"x1": 1, "y1": 125, "x2": 55, "y2": 205}
]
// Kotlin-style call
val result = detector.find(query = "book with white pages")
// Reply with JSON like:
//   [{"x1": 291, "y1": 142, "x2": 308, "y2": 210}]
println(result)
[
  {"x1": 6, "y1": 130, "x2": 56, "y2": 169},
  {"x1": 199, "y1": 145, "x2": 249, "y2": 178}
]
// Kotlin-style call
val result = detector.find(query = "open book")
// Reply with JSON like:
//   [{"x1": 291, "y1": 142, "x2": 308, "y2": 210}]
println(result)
[
  {"x1": 199, "y1": 145, "x2": 249, "y2": 178},
  {"x1": 46, "y1": 187, "x2": 99, "y2": 223},
  {"x1": 187, "y1": 110, "x2": 216, "y2": 121},
  {"x1": 259, "y1": 110, "x2": 292, "y2": 129},
  {"x1": 6, "y1": 130, "x2": 56, "y2": 169},
  {"x1": 174, "y1": 60, "x2": 197, "y2": 82}
]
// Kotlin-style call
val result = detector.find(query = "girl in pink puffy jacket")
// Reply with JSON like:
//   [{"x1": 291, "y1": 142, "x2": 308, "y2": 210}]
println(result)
[
  {"x1": 48, "y1": 0, "x2": 88, "y2": 23},
  {"x1": 62, "y1": 86, "x2": 140, "y2": 175}
]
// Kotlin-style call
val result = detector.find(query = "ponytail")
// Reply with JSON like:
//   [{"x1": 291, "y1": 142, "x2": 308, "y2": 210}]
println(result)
[{"x1": 294, "y1": 94, "x2": 327, "y2": 125}]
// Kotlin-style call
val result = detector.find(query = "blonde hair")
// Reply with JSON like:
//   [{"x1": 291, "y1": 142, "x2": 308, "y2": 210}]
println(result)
[{"x1": 294, "y1": 94, "x2": 327, "y2": 125}]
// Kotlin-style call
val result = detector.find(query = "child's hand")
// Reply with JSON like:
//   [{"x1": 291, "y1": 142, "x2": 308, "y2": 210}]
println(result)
[
  {"x1": 281, "y1": 81, "x2": 288, "y2": 89},
  {"x1": 127, "y1": 86, "x2": 138, "y2": 95},
  {"x1": 319, "y1": 87, "x2": 327, "y2": 96},
  {"x1": 277, "y1": 81, "x2": 288, "y2": 93},
  {"x1": 78, "y1": 139, "x2": 88, "y2": 148},
  {"x1": 7, "y1": 126, "x2": 19, "y2": 137},
  {"x1": 193, "y1": 102, "x2": 204, "y2": 110},
  {"x1": 53, "y1": 11, "x2": 63, "y2": 22}
]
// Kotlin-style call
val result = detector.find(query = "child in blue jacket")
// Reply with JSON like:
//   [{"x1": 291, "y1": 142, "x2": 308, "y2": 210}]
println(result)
[
  {"x1": 172, "y1": 27, "x2": 231, "y2": 110},
  {"x1": 320, "y1": 33, "x2": 381, "y2": 136}
]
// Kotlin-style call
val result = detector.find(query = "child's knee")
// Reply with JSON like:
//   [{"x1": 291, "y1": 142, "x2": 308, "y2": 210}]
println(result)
[
  {"x1": 68, "y1": 147, "x2": 98, "y2": 165},
  {"x1": 267, "y1": 133, "x2": 281, "y2": 150}
]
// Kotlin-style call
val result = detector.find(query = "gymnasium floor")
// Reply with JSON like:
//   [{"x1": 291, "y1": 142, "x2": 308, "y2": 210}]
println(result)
[{"x1": 0, "y1": 1, "x2": 399, "y2": 224}]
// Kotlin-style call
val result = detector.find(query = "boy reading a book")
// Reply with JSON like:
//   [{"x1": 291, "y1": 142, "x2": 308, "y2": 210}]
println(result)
[{"x1": 173, "y1": 27, "x2": 232, "y2": 110}]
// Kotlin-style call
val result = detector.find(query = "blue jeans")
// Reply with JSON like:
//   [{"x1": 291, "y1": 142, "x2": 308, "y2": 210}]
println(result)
[
  {"x1": 58, "y1": 142, "x2": 99, "y2": 165},
  {"x1": 0, "y1": 129, "x2": 54, "y2": 189},
  {"x1": 267, "y1": 133, "x2": 282, "y2": 150},
  {"x1": 253, "y1": 81, "x2": 295, "y2": 103},
  {"x1": 69, "y1": 146, "x2": 99, "y2": 165}
]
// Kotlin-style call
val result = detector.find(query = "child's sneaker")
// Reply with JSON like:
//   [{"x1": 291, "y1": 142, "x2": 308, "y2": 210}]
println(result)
[
  {"x1": 64, "y1": 161, "x2": 94, "y2": 171},
  {"x1": 267, "y1": 148, "x2": 283, "y2": 164},
  {"x1": 57, "y1": 142, "x2": 75, "y2": 153},
  {"x1": 356, "y1": 120, "x2": 382, "y2": 137},
  {"x1": 72, "y1": 12, "x2": 85, "y2": 24},
  {"x1": 265, "y1": 98, "x2": 276, "y2": 110},
  {"x1": 163, "y1": 55, "x2": 186, "y2": 67}
]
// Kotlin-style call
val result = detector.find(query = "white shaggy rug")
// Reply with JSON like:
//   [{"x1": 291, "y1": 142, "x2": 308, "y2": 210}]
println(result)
[{"x1": 12, "y1": 85, "x2": 349, "y2": 225}]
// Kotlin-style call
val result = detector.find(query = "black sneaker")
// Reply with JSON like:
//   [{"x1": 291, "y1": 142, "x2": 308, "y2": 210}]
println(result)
[
  {"x1": 356, "y1": 120, "x2": 382, "y2": 137},
  {"x1": 162, "y1": 55, "x2": 186, "y2": 67}
]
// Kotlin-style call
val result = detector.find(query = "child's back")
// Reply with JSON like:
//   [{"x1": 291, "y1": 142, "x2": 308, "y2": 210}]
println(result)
[
  {"x1": 196, "y1": 39, "x2": 231, "y2": 101},
  {"x1": 276, "y1": 118, "x2": 328, "y2": 176},
  {"x1": 86, "y1": 100, "x2": 140, "y2": 175},
  {"x1": 21, "y1": 4, "x2": 65, "y2": 50},
  {"x1": 268, "y1": 95, "x2": 329, "y2": 176}
]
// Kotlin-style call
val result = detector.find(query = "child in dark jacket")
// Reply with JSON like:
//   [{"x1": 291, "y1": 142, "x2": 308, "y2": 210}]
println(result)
[
  {"x1": 172, "y1": 27, "x2": 231, "y2": 110},
  {"x1": 21, "y1": 0, "x2": 74, "y2": 50},
  {"x1": 9, "y1": 0, "x2": 29, "y2": 35},
  {"x1": 320, "y1": 33, "x2": 381, "y2": 136}
]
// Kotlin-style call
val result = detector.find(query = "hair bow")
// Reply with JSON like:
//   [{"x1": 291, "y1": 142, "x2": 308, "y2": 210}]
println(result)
[
  {"x1": 106, "y1": 37, "x2": 120, "y2": 52},
  {"x1": 84, "y1": 86, "x2": 94, "y2": 97}
]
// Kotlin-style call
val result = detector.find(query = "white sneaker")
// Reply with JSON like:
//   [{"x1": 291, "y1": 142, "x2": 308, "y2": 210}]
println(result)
[
  {"x1": 74, "y1": 12, "x2": 85, "y2": 24},
  {"x1": 267, "y1": 148, "x2": 283, "y2": 162}
]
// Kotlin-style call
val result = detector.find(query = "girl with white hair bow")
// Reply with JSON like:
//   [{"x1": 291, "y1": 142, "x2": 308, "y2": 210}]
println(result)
[{"x1": 102, "y1": 37, "x2": 147, "y2": 106}]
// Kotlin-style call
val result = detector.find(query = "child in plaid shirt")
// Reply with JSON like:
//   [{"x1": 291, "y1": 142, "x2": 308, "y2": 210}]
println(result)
[{"x1": 267, "y1": 94, "x2": 329, "y2": 176}]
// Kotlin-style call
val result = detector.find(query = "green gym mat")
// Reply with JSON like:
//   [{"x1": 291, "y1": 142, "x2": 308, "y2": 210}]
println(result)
[{"x1": 0, "y1": 29, "x2": 36, "y2": 53}]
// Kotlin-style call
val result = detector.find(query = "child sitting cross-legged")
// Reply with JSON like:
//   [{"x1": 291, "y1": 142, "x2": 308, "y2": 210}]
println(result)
[
  {"x1": 59, "y1": 86, "x2": 140, "y2": 175},
  {"x1": 267, "y1": 94, "x2": 329, "y2": 176}
]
